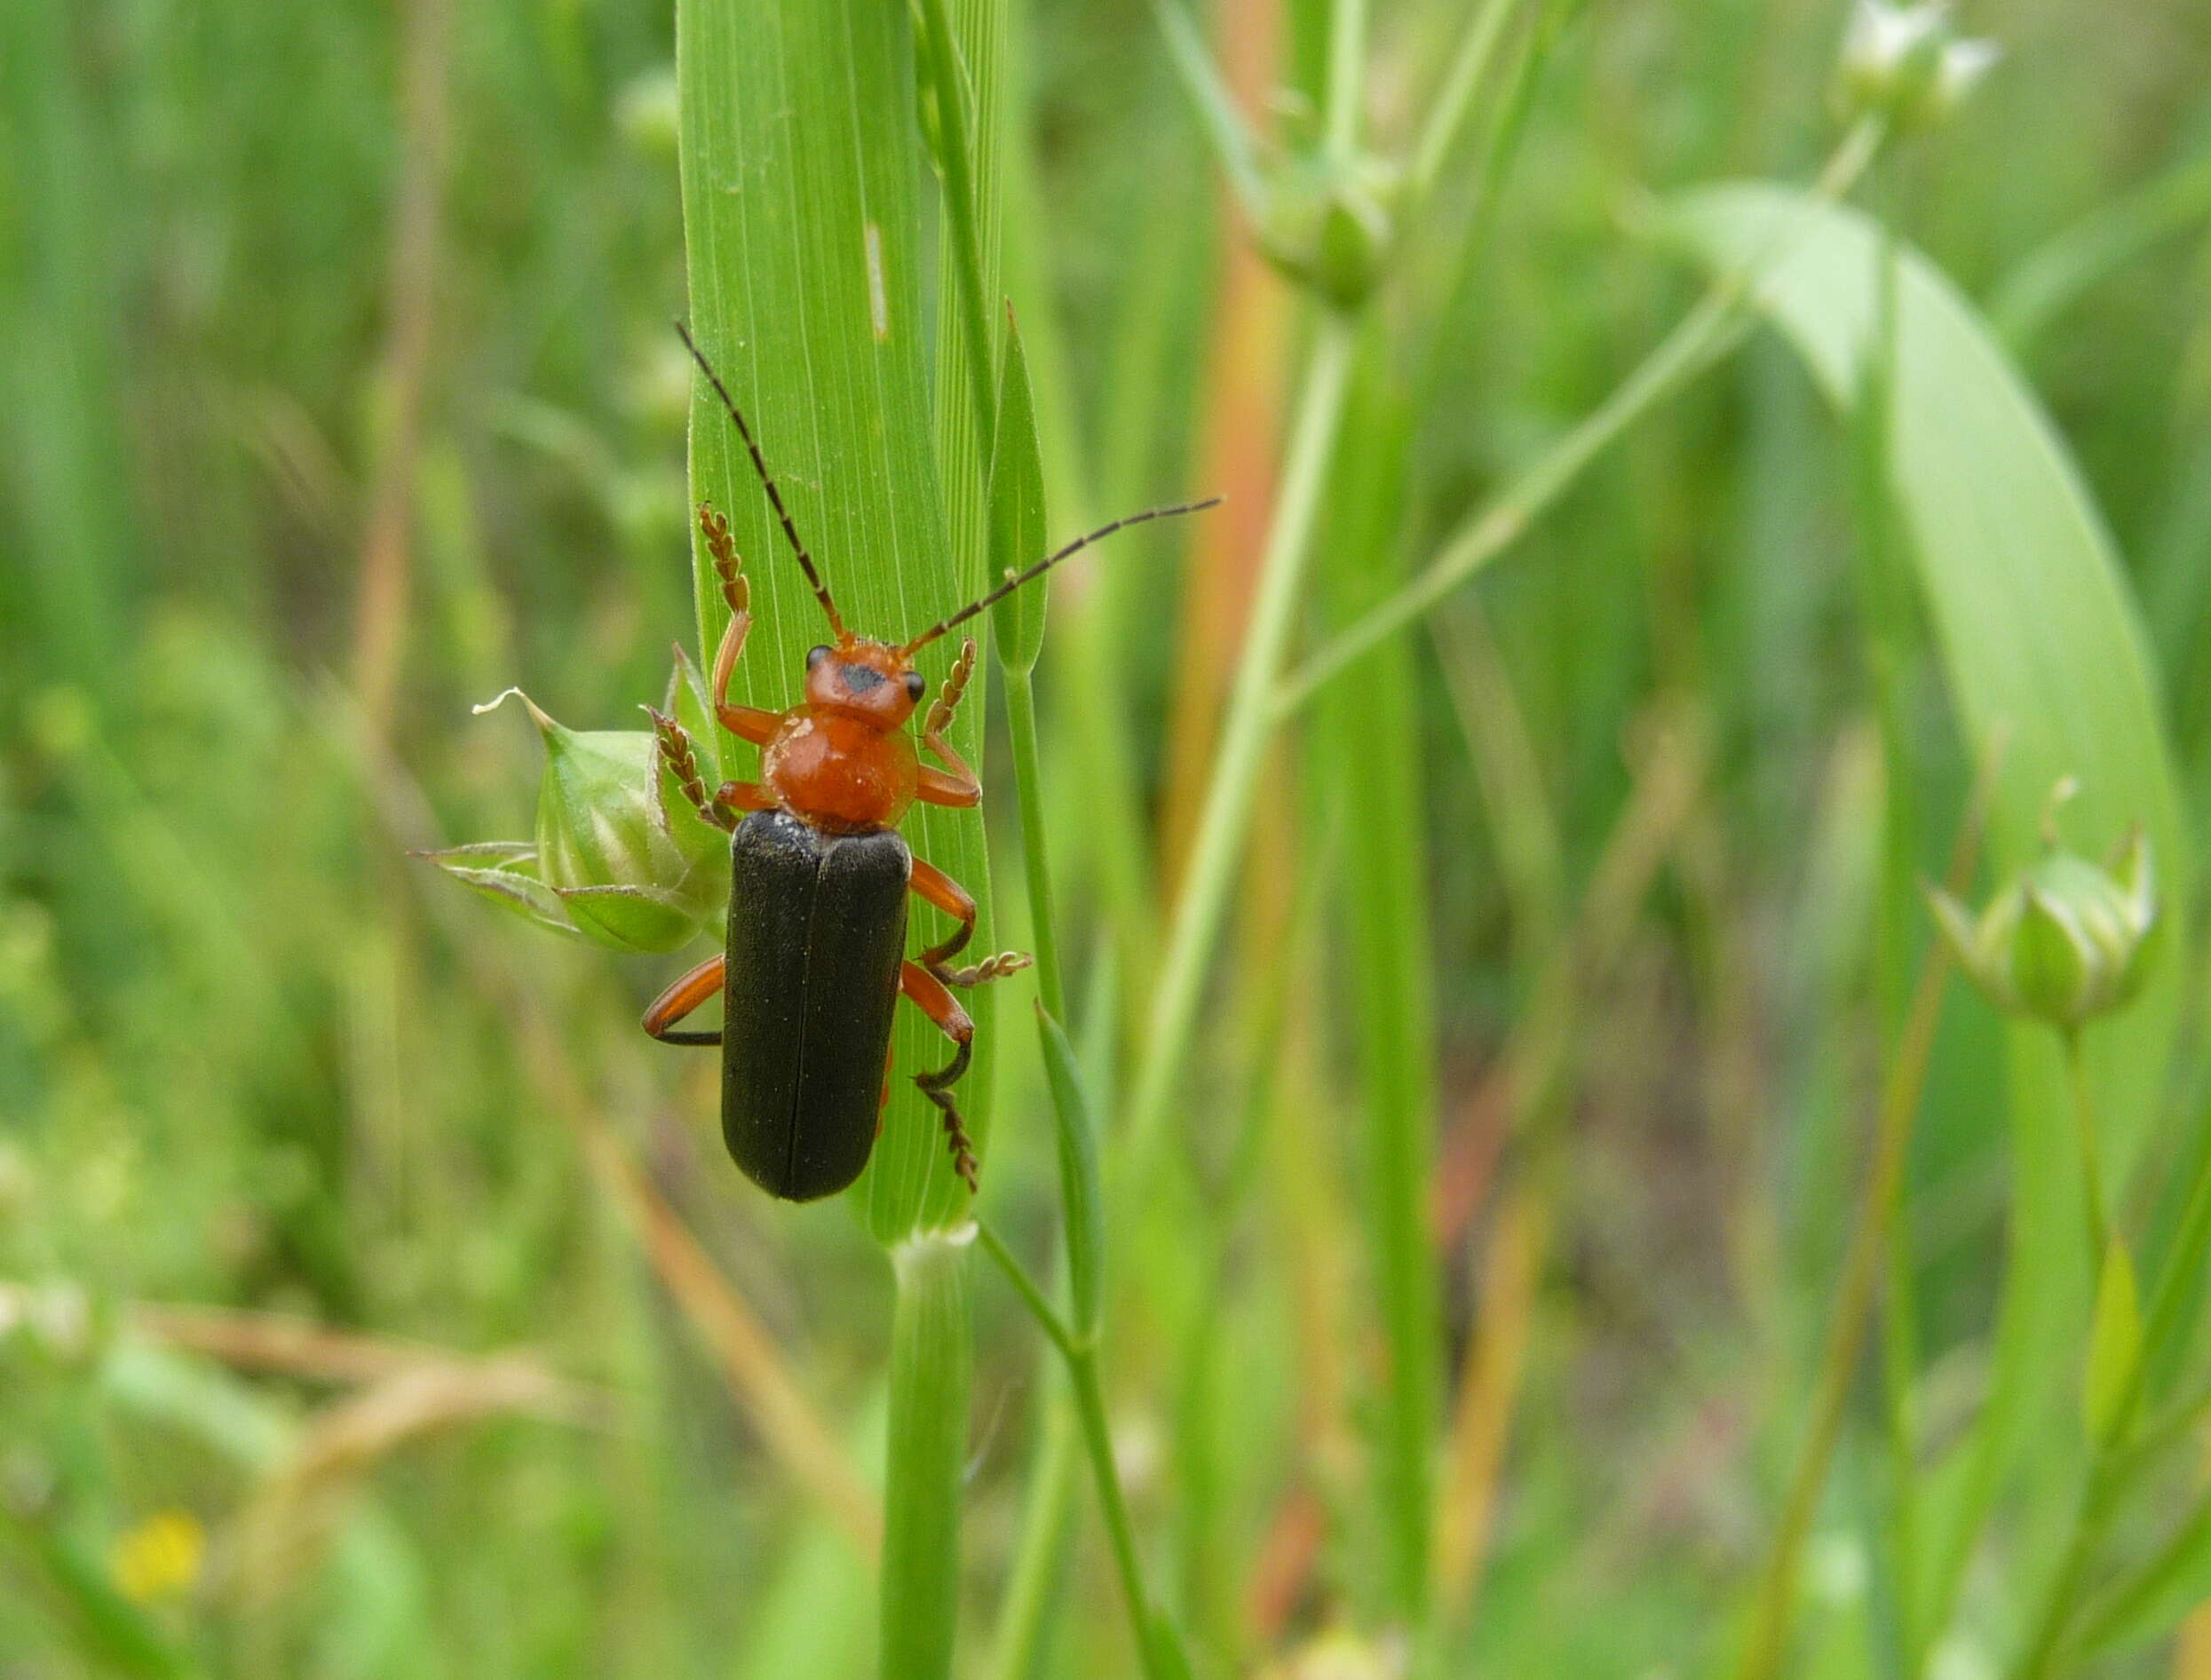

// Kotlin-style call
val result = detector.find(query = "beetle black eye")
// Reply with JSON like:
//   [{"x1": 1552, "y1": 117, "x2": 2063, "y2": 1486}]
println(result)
[
  {"x1": 905, "y1": 670, "x2": 927, "y2": 702},
  {"x1": 806, "y1": 645, "x2": 831, "y2": 670}
]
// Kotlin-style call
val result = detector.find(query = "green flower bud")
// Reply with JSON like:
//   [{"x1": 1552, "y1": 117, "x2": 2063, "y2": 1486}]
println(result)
[
  {"x1": 1926, "y1": 802, "x2": 2158, "y2": 1032},
  {"x1": 1256, "y1": 151, "x2": 1400, "y2": 312},
  {"x1": 1835, "y1": 1, "x2": 1997, "y2": 131},
  {"x1": 421, "y1": 686, "x2": 726, "y2": 955}
]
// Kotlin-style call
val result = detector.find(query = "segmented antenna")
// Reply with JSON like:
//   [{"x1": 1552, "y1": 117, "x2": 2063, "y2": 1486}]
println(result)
[
  {"x1": 899, "y1": 496, "x2": 1224, "y2": 654},
  {"x1": 674, "y1": 321, "x2": 845, "y2": 638}
]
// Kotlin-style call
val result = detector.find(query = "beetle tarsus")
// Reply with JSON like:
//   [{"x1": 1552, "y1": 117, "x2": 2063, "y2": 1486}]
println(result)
[
  {"x1": 939, "y1": 950, "x2": 1033, "y2": 988},
  {"x1": 915, "y1": 639, "x2": 983, "y2": 810},
  {"x1": 915, "y1": 1037, "x2": 979, "y2": 1193},
  {"x1": 927, "y1": 1090, "x2": 979, "y2": 1194},
  {"x1": 923, "y1": 638, "x2": 976, "y2": 740},
  {"x1": 699, "y1": 502, "x2": 749, "y2": 618}
]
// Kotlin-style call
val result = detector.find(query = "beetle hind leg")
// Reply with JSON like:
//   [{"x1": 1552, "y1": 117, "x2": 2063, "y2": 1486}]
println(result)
[
  {"x1": 900, "y1": 960, "x2": 981, "y2": 1193},
  {"x1": 918, "y1": 1058, "x2": 979, "y2": 1195},
  {"x1": 939, "y1": 950, "x2": 1034, "y2": 988},
  {"x1": 644, "y1": 955, "x2": 725, "y2": 1046},
  {"x1": 907, "y1": 856, "x2": 1030, "y2": 987}
]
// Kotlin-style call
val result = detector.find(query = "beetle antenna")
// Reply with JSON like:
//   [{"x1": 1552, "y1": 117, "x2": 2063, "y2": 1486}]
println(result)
[
  {"x1": 675, "y1": 321, "x2": 847, "y2": 639},
  {"x1": 900, "y1": 496, "x2": 1223, "y2": 655}
]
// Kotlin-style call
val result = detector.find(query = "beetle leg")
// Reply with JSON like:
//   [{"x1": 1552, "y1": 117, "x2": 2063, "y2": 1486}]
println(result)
[
  {"x1": 907, "y1": 857, "x2": 1031, "y2": 987},
  {"x1": 909, "y1": 856, "x2": 977, "y2": 971},
  {"x1": 649, "y1": 709, "x2": 734, "y2": 833},
  {"x1": 939, "y1": 951, "x2": 1034, "y2": 987},
  {"x1": 915, "y1": 638, "x2": 983, "y2": 808},
  {"x1": 899, "y1": 961, "x2": 979, "y2": 1193},
  {"x1": 644, "y1": 955, "x2": 725, "y2": 1046},
  {"x1": 713, "y1": 781, "x2": 776, "y2": 818},
  {"x1": 698, "y1": 503, "x2": 781, "y2": 745},
  {"x1": 915, "y1": 763, "x2": 981, "y2": 808}
]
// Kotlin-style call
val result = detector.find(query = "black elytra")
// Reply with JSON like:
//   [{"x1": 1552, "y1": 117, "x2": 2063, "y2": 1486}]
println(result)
[{"x1": 722, "y1": 809, "x2": 912, "y2": 1201}]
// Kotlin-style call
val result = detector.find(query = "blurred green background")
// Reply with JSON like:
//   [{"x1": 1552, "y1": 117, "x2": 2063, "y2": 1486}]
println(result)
[{"x1": 4, "y1": 0, "x2": 2210, "y2": 1675}]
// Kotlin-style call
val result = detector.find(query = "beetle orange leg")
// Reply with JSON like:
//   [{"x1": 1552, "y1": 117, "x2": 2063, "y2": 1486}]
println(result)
[
  {"x1": 650, "y1": 709, "x2": 736, "y2": 833},
  {"x1": 712, "y1": 781, "x2": 777, "y2": 818},
  {"x1": 697, "y1": 503, "x2": 781, "y2": 745},
  {"x1": 915, "y1": 638, "x2": 983, "y2": 809},
  {"x1": 644, "y1": 955, "x2": 725, "y2": 1046},
  {"x1": 900, "y1": 960, "x2": 979, "y2": 1193},
  {"x1": 907, "y1": 858, "x2": 1033, "y2": 987},
  {"x1": 909, "y1": 857, "x2": 976, "y2": 969},
  {"x1": 915, "y1": 763, "x2": 981, "y2": 808}
]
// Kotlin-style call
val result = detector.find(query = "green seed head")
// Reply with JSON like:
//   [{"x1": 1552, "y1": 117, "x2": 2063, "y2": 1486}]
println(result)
[
  {"x1": 422, "y1": 688, "x2": 724, "y2": 955},
  {"x1": 1256, "y1": 151, "x2": 1400, "y2": 313},
  {"x1": 1924, "y1": 792, "x2": 2158, "y2": 1032}
]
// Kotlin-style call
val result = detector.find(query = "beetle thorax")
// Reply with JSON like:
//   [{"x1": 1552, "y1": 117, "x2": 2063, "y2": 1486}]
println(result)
[{"x1": 762, "y1": 708, "x2": 919, "y2": 832}]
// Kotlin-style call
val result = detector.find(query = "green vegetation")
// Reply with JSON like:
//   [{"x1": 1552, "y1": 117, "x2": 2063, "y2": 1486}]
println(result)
[{"x1": 4, "y1": 1, "x2": 2211, "y2": 1676}]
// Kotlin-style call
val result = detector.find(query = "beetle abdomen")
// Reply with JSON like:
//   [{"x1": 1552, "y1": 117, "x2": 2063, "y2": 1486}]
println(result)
[{"x1": 721, "y1": 810, "x2": 911, "y2": 1201}]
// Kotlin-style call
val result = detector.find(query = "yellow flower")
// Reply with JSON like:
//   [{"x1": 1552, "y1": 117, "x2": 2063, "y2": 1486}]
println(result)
[{"x1": 111, "y1": 1510, "x2": 205, "y2": 1603}]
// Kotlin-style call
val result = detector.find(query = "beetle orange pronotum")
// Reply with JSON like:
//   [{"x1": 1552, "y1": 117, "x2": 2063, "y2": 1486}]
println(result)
[{"x1": 644, "y1": 325, "x2": 1218, "y2": 1201}]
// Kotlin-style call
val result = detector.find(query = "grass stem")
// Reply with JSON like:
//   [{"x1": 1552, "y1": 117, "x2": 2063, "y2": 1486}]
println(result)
[
  {"x1": 1122, "y1": 319, "x2": 1358, "y2": 1173},
  {"x1": 881, "y1": 1232, "x2": 975, "y2": 1680},
  {"x1": 1280, "y1": 118, "x2": 1884, "y2": 709},
  {"x1": 1732, "y1": 742, "x2": 1998, "y2": 1680},
  {"x1": 2064, "y1": 1029, "x2": 2113, "y2": 1264}
]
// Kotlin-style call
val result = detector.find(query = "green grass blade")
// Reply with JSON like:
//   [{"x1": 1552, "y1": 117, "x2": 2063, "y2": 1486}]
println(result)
[
  {"x1": 1669, "y1": 184, "x2": 2193, "y2": 1650},
  {"x1": 676, "y1": 0, "x2": 986, "y2": 1240},
  {"x1": 677, "y1": 3, "x2": 985, "y2": 1674},
  {"x1": 1991, "y1": 149, "x2": 2211, "y2": 351},
  {"x1": 989, "y1": 317, "x2": 1050, "y2": 680}
]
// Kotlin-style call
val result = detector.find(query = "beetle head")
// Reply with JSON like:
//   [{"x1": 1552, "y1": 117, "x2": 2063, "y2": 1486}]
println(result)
[{"x1": 804, "y1": 637, "x2": 926, "y2": 729}]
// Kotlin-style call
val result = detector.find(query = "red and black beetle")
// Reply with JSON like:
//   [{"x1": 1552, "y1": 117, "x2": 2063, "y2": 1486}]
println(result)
[{"x1": 643, "y1": 327, "x2": 1217, "y2": 1201}]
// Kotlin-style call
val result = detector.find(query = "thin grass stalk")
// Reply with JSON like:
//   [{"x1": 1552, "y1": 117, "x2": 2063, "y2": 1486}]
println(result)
[
  {"x1": 1733, "y1": 745, "x2": 2001, "y2": 1680},
  {"x1": 1005, "y1": 676, "x2": 1064, "y2": 1018},
  {"x1": 1122, "y1": 318, "x2": 1357, "y2": 1175},
  {"x1": 1280, "y1": 119, "x2": 1885, "y2": 709},
  {"x1": 1854, "y1": 149, "x2": 1931, "y2": 1668},
  {"x1": 2001, "y1": 1081, "x2": 2211, "y2": 1675},
  {"x1": 1405, "y1": 0, "x2": 1523, "y2": 210},
  {"x1": 984, "y1": 1400, "x2": 1078, "y2": 1680},
  {"x1": 984, "y1": 325, "x2": 1181, "y2": 1669},
  {"x1": 1121, "y1": 0, "x2": 1373, "y2": 1167}
]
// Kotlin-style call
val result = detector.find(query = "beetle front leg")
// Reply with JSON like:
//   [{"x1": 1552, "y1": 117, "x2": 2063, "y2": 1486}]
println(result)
[
  {"x1": 698, "y1": 503, "x2": 781, "y2": 746},
  {"x1": 900, "y1": 960, "x2": 979, "y2": 1193},
  {"x1": 915, "y1": 638, "x2": 982, "y2": 808},
  {"x1": 644, "y1": 955, "x2": 725, "y2": 1046},
  {"x1": 712, "y1": 781, "x2": 776, "y2": 819}
]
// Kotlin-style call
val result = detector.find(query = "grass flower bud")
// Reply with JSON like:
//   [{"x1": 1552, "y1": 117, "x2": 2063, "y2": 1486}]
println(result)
[
  {"x1": 1925, "y1": 793, "x2": 2157, "y2": 1031},
  {"x1": 420, "y1": 687, "x2": 724, "y2": 954}
]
